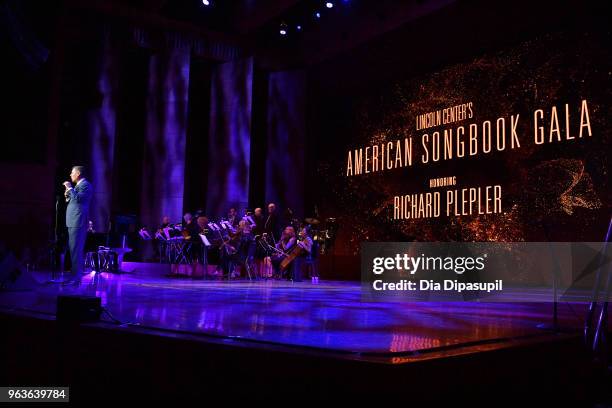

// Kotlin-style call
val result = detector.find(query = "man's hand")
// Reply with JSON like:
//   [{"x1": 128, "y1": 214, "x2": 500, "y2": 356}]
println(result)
[{"x1": 63, "y1": 181, "x2": 72, "y2": 189}]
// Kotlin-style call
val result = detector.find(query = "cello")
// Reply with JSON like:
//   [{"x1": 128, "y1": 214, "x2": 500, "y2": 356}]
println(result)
[
  {"x1": 279, "y1": 226, "x2": 312, "y2": 271},
  {"x1": 279, "y1": 242, "x2": 305, "y2": 271}
]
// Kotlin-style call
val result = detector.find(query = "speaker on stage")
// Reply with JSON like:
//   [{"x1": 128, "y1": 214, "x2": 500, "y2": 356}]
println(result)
[{"x1": 0, "y1": 243, "x2": 37, "y2": 292}]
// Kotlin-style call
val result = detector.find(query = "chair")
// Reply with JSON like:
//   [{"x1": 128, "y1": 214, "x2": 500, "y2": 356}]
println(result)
[{"x1": 229, "y1": 236, "x2": 257, "y2": 280}]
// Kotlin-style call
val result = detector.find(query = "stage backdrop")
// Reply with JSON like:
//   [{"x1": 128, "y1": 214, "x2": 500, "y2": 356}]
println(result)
[{"x1": 314, "y1": 30, "x2": 611, "y2": 255}]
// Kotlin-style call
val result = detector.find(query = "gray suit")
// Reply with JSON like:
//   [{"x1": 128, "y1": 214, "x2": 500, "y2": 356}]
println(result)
[{"x1": 66, "y1": 179, "x2": 93, "y2": 278}]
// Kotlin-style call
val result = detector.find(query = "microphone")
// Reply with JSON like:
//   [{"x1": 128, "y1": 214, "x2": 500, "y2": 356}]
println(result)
[{"x1": 63, "y1": 181, "x2": 72, "y2": 202}]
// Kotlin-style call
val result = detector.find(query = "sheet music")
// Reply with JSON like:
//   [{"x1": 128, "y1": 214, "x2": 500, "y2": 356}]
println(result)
[{"x1": 199, "y1": 234, "x2": 211, "y2": 247}]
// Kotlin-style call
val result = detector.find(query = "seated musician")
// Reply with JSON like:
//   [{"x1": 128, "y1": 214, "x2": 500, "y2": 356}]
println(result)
[
  {"x1": 218, "y1": 220, "x2": 250, "y2": 278},
  {"x1": 252, "y1": 207, "x2": 268, "y2": 278},
  {"x1": 182, "y1": 213, "x2": 194, "y2": 235},
  {"x1": 291, "y1": 226, "x2": 314, "y2": 282},
  {"x1": 232, "y1": 220, "x2": 255, "y2": 278},
  {"x1": 157, "y1": 215, "x2": 179, "y2": 240},
  {"x1": 227, "y1": 207, "x2": 240, "y2": 228},
  {"x1": 272, "y1": 225, "x2": 313, "y2": 282},
  {"x1": 194, "y1": 215, "x2": 211, "y2": 268},
  {"x1": 85, "y1": 219, "x2": 100, "y2": 272},
  {"x1": 196, "y1": 215, "x2": 209, "y2": 234},
  {"x1": 160, "y1": 215, "x2": 171, "y2": 230},
  {"x1": 271, "y1": 226, "x2": 296, "y2": 278},
  {"x1": 279, "y1": 226, "x2": 296, "y2": 251},
  {"x1": 182, "y1": 212, "x2": 200, "y2": 244},
  {"x1": 154, "y1": 216, "x2": 171, "y2": 263}
]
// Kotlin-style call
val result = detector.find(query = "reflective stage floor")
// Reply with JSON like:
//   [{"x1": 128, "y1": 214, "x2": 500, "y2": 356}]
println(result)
[{"x1": 0, "y1": 263, "x2": 599, "y2": 356}]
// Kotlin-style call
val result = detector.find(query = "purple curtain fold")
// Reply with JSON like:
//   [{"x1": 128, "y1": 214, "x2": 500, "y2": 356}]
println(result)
[
  {"x1": 206, "y1": 57, "x2": 253, "y2": 217},
  {"x1": 265, "y1": 70, "x2": 306, "y2": 217},
  {"x1": 140, "y1": 49, "x2": 191, "y2": 228},
  {"x1": 86, "y1": 37, "x2": 119, "y2": 232}
]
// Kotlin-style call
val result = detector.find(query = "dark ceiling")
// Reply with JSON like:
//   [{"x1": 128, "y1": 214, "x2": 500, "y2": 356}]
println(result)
[
  {"x1": 65, "y1": 0, "x2": 457, "y2": 68},
  {"x1": 9, "y1": 0, "x2": 605, "y2": 71}
]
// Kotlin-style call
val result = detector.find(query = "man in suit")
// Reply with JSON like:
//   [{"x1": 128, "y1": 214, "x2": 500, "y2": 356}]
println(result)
[
  {"x1": 264, "y1": 202, "x2": 282, "y2": 243},
  {"x1": 63, "y1": 166, "x2": 93, "y2": 284}
]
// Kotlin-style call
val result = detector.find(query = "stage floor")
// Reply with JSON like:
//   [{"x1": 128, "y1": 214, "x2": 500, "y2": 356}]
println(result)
[{"x1": 0, "y1": 265, "x2": 598, "y2": 355}]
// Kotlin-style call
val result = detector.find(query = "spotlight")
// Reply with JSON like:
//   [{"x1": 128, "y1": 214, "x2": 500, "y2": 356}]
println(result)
[
  {"x1": 326, "y1": 2, "x2": 334, "y2": 8},
  {"x1": 279, "y1": 22, "x2": 288, "y2": 36},
  {"x1": 202, "y1": 0, "x2": 210, "y2": 5},
  {"x1": 314, "y1": 11, "x2": 321, "y2": 19},
  {"x1": 296, "y1": 25, "x2": 302, "y2": 31}
]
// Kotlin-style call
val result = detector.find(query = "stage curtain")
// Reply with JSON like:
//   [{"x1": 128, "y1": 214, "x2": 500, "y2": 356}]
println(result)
[
  {"x1": 206, "y1": 57, "x2": 253, "y2": 217},
  {"x1": 139, "y1": 48, "x2": 191, "y2": 229},
  {"x1": 86, "y1": 32, "x2": 119, "y2": 233},
  {"x1": 265, "y1": 69, "x2": 306, "y2": 217}
]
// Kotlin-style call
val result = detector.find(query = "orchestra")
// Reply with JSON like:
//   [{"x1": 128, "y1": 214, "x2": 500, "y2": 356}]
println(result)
[{"x1": 133, "y1": 202, "x2": 332, "y2": 283}]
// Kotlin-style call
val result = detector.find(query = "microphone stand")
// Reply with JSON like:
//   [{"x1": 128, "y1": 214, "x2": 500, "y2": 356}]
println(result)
[
  {"x1": 47, "y1": 195, "x2": 66, "y2": 283},
  {"x1": 536, "y1": 217, "x2": 565, "y2": 332},
  {"x1": 585, "y1": 216, "x2": 612, "y2": 360},
  {"x1": 106, "y1": 216, "x2": 112, "y2": 248}
]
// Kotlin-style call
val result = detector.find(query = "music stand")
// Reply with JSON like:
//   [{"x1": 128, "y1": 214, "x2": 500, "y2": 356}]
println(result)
[
  {"x1": 584, "y1": 216, "x2": 612, "y2": 360},
  {"x1": 535, "y1": 218, "x2": 574, "y2": 333}
]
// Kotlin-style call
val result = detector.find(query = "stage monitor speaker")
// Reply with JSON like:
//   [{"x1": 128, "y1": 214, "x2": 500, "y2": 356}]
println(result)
[
  {"x1": 56, "y1": 295, "x2": 102, "y2": 323},
  {"x1": 0, "y1": 247, "x2": 37, "y2": 292}
]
